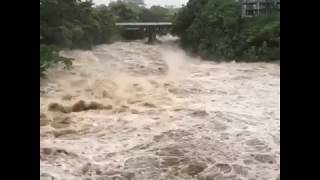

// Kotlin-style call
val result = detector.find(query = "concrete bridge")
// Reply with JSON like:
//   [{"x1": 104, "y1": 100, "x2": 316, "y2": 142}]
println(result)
[{"x1": 115, "y1": 22, "x2": 173, "y2": 44}]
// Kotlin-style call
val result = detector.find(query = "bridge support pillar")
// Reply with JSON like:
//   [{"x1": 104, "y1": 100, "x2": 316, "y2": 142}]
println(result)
[{"x1": 147, "y1": 27, "x2": 157, "y2": 44}]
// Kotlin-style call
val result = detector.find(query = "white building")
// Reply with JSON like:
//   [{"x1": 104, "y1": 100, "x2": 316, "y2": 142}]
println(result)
[{"x1": 240, "y1": 0, "x2": 280, "y2": 18}]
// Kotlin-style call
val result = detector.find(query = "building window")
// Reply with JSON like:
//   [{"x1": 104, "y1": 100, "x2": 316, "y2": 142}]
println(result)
[{"x1": 246, "y1": 10, "x2": 255, "y2": 16}]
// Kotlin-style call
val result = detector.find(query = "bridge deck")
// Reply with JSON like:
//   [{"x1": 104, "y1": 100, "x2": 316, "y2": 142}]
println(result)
[{"x1": 115, "y1": 22, "x2": 173, "y2": 44}]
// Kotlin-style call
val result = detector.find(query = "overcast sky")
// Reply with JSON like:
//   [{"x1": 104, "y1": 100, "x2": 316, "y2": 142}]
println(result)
[{"x1": 92, "y1": 0, "x2": 189, "y2": 8}]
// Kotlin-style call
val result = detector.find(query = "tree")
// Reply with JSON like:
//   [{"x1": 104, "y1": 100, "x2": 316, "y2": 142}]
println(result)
[
  {"x1": 174, "y1": 0, "x2": 280, "y2": 61},
  {"x1": 149, "y1": 6, "x2": 171, "y2": 22},
  {"x1": 109, "y1": 1, "x2": 139, "y2": 22},
  {"x1": 173, "y1": 0, "x2": 209, "y2": 35},
  {"x1": 138, "y1": 8, "x2": 156, "y2": 22},
  {"x1": 40, "y1": 0, "x2": 116, "y2": 76}
]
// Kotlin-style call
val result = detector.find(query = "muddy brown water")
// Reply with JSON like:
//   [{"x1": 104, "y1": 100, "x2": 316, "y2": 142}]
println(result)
[{"x1": 40, "y1": 35, "x2": 280, "y2": 180}]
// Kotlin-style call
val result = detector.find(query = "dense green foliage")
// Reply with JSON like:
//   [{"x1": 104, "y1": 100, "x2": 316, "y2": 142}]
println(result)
[
  {"x1": 40, "y1": 0, "x2": 117, "y2": 76},
  {"x1": 40, "y1": 0, "x2": 116, "y2": 49},
  {"x1": 239, "y1": 13, "x2": 280, "y2": 60},
  {"x1": 40, "y1": 44, "x2": 72, "y2": 76},
  {"x1": 173, "y1": 0, "x2": 280, "y2": 61}
]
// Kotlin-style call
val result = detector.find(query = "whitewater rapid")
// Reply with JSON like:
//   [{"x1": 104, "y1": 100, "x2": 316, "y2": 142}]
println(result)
[{"x1": 40, "y1": 35, "x2": 280, "y2": 180}]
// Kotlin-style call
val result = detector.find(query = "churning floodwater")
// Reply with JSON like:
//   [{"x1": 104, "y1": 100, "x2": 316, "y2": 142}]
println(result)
[{"x1": 40, "y1": 35, "x2": 280, "y2": 180}]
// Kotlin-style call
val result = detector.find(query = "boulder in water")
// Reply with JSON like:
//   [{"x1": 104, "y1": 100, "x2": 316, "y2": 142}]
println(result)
[
  {"x1": 87, "y1": 101, "x2": 105, "y2": 110},
  {"x1": 71, "y1": 100, "x2": 87, "y2": 112},
  {"x1": 71, "y1": 100, "x2": 112, "y2": 112},
  {"x1": 48, "y1": 102, "x2": 70, "y2": 113}
]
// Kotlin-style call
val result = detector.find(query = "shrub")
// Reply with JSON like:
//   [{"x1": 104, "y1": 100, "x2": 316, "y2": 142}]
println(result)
[
  {"x1": 174, "y1": 0, "x2": 280, "y2": 61},
  {"x1": 40, "y1": 45, "x2": 72, "y2": 77}
]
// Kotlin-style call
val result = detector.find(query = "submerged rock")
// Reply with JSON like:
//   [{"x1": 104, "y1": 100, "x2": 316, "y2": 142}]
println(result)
[
  {"x1": 71, "y1": 100, "x2": 87, "y2": 112},
  {"x1": 253, "y1": 154, "x2": 276, "y2": 164},
  {"x1": 181, "y1": 161, "x2": 207, "y2": 176},
  {"x1": 51, "y1": 115, "x2": 72, "y2": 129},
  {"x1": 48, "y1": 102, "x2": 70, "y2": 113},
  {"x1": 50, "y1": 129, "x2": 78, "y2": 138},
  {"x1": 40, "y1": 113, "x2": 51, "y2": 126},
  {"x1": 142, "y1": 102, "x2": 157, "y2": 108},
  {"x1": 190, "y1": 110, "x2": 209, "y2": 118},
  {"x1": 48, "y1": 100, "x2": 112, "y2": 114}
]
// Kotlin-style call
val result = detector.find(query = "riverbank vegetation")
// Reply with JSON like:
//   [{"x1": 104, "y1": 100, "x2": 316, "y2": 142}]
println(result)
[{"x1": 173, "y1": 0, "x2": 280, "y2": 62}]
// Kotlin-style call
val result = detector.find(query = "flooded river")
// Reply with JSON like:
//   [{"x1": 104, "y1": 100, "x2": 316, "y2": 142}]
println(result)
[{"x1": 40, "y1": 35, "x2": 280, "y2": 180}]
